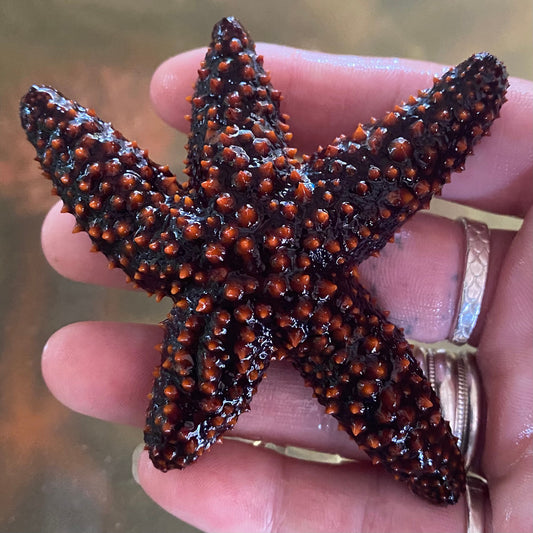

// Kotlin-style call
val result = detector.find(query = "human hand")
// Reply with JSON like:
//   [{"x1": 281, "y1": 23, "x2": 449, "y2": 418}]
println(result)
[{"x1": 40, "y1": 45, "x2": 532, "y2": 532}]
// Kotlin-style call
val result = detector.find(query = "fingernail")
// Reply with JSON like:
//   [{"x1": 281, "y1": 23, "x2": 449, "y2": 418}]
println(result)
[
  {"x1": 131, "y1": 442, "x2": 145, "y2": 484},
  {"x1": 41, "y1": 338, "x2": 50, "y2": 362}
]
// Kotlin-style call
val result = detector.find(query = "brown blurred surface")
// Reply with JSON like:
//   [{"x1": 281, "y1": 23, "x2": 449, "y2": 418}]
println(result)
[{"x1": 0, "y1": 1, "x2": 530, "y2": 532}]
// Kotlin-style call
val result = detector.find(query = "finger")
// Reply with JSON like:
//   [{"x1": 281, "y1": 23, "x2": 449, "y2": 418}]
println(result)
[
  {"x1": 41, "y1": 202, "x2": 130, "y2": 289},
  {"x1": 151, "y1": 45, "x2": 533, "y2": 217},
  {"x1": 359, "y1": 213, "x2": 513, "y2": 346},
  {"x1": 41, "y1": 321, "x2": 158, "y2": 426},
  {"x1": 41, "y1": 321, "x2": 366, "y2": 460},
  {"x1": 477, "y1": 207, "x2": 533, "y2": 532},
  {"x1": 43, "y1": 195, "x2": 515, "y2": 345},
  {"x1": 136, "y1": 440, "x2": 466, "y2": 533}
]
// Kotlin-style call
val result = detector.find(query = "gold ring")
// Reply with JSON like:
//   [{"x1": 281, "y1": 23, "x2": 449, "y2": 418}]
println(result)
[{"x1": 414, "y1": 347, "x2": 490, "y2": 532}]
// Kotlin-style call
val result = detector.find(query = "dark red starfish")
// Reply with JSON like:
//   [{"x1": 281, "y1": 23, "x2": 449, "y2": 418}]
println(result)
[{"x1": 20, "y1": 17, "x2": 507, "y2": 505}]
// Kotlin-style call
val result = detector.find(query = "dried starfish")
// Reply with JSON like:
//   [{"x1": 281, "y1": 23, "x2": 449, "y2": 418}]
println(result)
[{"x1": 20, "y1": 17, "x2": 507, "y2": 505}]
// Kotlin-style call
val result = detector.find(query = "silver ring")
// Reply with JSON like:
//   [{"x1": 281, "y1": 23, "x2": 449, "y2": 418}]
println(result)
[
  {"x1": 414, "y1": 347, "x2": 490, "y2": 533},
  {"x1": 449, "y1": 218, "x2": 490, "y2": 345}
]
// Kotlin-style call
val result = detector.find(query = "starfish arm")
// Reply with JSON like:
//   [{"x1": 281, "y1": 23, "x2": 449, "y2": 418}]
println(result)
[
  {"x1": 301, "y1": 53, "x2": 508, "y2": 265},
  {"x1": 288, "y1": 274, "x2": 465, "y2": 505},
  {"x1": 174, "y1": 17, "x2": 307, "y2": 279},
  {"x1": 19, "y1": 85, "x2": 196, "y2": 297},
  {"x1": 184, "y1": 17, "x2": 294, "y2": 196},
  {"x1": 144, "y1": 290, "x2": 273, "y2": 470}
]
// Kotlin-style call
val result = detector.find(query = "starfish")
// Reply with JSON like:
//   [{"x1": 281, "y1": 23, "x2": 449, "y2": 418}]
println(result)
[{"x1": 20, "y1": 17, "x2": 507, "y2": 505}]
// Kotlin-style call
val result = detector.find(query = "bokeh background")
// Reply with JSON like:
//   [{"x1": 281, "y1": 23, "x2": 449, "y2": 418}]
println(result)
[{"x1": 0, "y1": 1, "x2": 530, "y2": 531}]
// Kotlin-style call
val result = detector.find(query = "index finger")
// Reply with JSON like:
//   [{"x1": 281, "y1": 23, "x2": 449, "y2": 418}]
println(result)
[{"x1": 151, "y1": 44, "x2": 533, "y2": 217}]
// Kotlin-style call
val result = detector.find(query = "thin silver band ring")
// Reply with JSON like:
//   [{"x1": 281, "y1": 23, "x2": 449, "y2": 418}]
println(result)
[
  {"x1": 449, "y1": 218, "x2": 490, "y2": 345},
  {"x1": 466, "y1": 472, "x2": 490, "y2": 533}
]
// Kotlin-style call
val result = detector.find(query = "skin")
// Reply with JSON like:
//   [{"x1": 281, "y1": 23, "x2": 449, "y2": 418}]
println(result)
[{"x1": 40, "y1": 44, "x2": 532, "y2": 532}]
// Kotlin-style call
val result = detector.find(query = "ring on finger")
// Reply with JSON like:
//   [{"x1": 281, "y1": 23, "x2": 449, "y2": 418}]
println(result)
[{"x1": 449, "y1": 218, "x2": 490, "y2": 345}]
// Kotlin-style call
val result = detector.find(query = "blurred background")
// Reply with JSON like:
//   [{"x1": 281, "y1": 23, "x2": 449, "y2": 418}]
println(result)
[{"x1": 0, "y1": 1, "x2": 530, "y2": 531}]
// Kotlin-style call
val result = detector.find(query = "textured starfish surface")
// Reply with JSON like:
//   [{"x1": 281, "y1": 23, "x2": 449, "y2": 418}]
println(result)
[{"x1": 20, "y1": 17, "x2": 508, "y2": 505}]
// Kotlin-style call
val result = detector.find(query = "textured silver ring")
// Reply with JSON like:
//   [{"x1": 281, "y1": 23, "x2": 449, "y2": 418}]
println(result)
[
  {"x1": 449, "y1": 218, "x2": 490, "y2": 345},
  {"x1": 414, "y1": 347, "x2": 490, "y2": 533}
]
